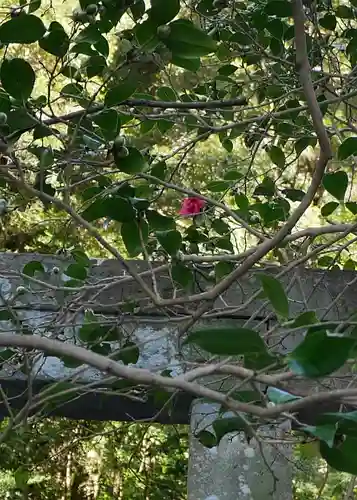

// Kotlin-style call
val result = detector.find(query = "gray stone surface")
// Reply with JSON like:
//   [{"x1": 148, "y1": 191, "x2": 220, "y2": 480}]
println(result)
[{"x1": 188, "y1": 401, "x2": 292, "y2": 500}]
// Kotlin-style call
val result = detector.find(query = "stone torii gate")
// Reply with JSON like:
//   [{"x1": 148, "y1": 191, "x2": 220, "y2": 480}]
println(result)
[{"x1": 0, "y1": 252, "x2": 355, "y2": 499}]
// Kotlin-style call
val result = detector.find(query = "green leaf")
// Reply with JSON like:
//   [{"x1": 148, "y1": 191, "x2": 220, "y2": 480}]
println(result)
[
  {"x1": 0, "y1": 58, "x2": 35, "y2": 100},
  {"x1": 336, "y1": 5, "x2": 354, "y2": 18},
  {"x1": 320, "y1": 437, "x2": 357, "y2": 474},
  {"x1": 93, "y1": 109, "x2": 121, "y2": 141},
  {"x1": 22, "y1": 260, "x2": 45, "y2": 276},
  {"x1": 184, "y1": 326, "x2": 271, "y2": 359},
  {"x1": 86, "y1": 55, "x2": 107, "y2": 78},
  {"x1": 131, "y1": 0, "x2": 146, "y2": 20},
  {"x1": 319, "y1": 13, "x2": 336, "y2": 30},
  {"x1": 215, "y1": 261, "x2": 234, "y2": 280},
  {"x1": 303, "y1": 424, "x2": 337, "y2": 448},
  {"x1": 65, "y1": 263, "x2": 87, "y2": 281},
  {"x1": 257, "y1": 273, "x2": 289, "y2": 318},
  {"x1": 0, "y1": 14, "x2": 45, "y2": 44},
  {"x1": 196, "y1": 430, "x2": 217, "y2": 448},
  {"x1": 160, "y1": 20, "x2": 216, "y2": 59},
  {"x1": 171, "y1": 263, "x2": 193, "y2": 288},
  {"x1": 294, "y1": 136, "x2": 317, "y2": 156},
  {"x1": 71, "y1": 249, "x2": 90, "y2": 267},
  {"x1": 224, "y1": 170, "x2": 243, "y2": 181},
  {"x1": 114, "y1": 147, "x2": 148, "y2": 174},
  {"x1": 212, "y1": 416, "x2": 249, "y2": 444},
  {"x1": 39, "y1": 28, "x2": 69, "y2": 57},
  {"x1": 338, "y1": 137, "x2": 357, "y2": 160},
  {"x1": 156, "y1": 229, "x2": 182, "y2": 255},
  {"x1": 265, "y1": 0, "x2": 292, "y2": 17},
  {"x1": 288, "y1": 330, "x2": 355, "y2": 377},
  {"x1": 115, "y1": 341, "x2": 140, "y2": 365},
  {"x1": 121, "y1": 219, "x2": 149, "y2": 257},
  {"x1": 156, "y1": 86, "x2": 177, "y2": 101},
  {"x1": 267, "y1": 145, "x2": 285, "y2": 168},
  {"x1": 282, "y1": 189, "x2": 305, "y2": 202},
  {"x1": 29, "y1": 0, "x2": 41, "y2": 13},
  {"x1": 81, "y1": 196, "x2": 136, "y2": 223},
  {"x1": 146, "y1": 210, "x2": 175, "y2": 231},
  {"x1": 205, "y1": 180, "x2": 230, "y2": 192},
  {"x1": 346, "y1": 202, "x2": 357, "y2": 215},
  {"x1": 322, "y1": 171, "x2": 348, "y2": 201},
  {"x1": 321, "y1": 201, "x2": 339, "y2": 217},
  {"x1": 290, "y1": 311, "x2": 318, "y2": 328},
  {"x1": 105, "y1": 82, "x2": 137, "y2": 107},
  {"x1": 171, "y1": 55, "x2": 200, "y2": 71},
  {"x1": 266, "y1": 387, "x2": 301, "y2": 404},
  {"x1": 149, "y1": 0, "x2": 180, "y2": 25},
  {"x1": 211, "y1": 219, "x2": 229, "y2": 235},
  {"x1": 0, "y1": 310, "x2": 14, "y2": 321}
]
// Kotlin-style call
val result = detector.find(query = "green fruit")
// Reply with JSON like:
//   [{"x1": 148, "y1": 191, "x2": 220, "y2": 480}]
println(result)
[
  {"x1": 0, "y1": 113, "x2": 8, "y2": 125},
  {"x1": 157, "y1": 25, "x2": 171, "y2": 39},
  {"x1": 71, "y1": 8, "x2": 89, "y2": 23},
  {"x1": 86, "y1": 4, "x2": 98, "y2": 15},
  {"x1": 114, "y1": 135, "x2": 126, "y2": 148}
]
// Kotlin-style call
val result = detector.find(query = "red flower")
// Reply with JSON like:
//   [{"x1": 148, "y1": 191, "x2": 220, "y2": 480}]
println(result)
[{"x1": 179, "y1": 197, "x2": 206, "y2": 216}]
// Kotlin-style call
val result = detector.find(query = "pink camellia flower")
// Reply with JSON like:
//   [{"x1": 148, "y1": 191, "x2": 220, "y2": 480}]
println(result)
[{"x1": 179, "y1": 197, "x2": 206, "y2": 216}]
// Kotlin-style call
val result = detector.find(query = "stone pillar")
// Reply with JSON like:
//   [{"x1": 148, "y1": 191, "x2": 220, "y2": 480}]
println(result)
[{"x1": 187, "y1": 400, "x2": 292, "y2": 500}]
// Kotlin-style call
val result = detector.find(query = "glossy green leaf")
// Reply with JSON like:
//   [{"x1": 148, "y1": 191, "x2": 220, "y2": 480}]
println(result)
[
  {"x1": 105, "y1": 82, "x2": 137, "y2": 107},
  {"x1": 93, "y1": 109, "x2": 121, "y2": 140},
  {"x1": 29, "y1": 0, "x2": 41, "y2": 13},
  {"x1": 346, "y1": 202, "x2": 357, "y2": 214},
  {"x1": 115, "y1": 341, "x2": 140, "y2": 365},
  {"x1": 294, "y1": 136, "x2": 317, "y2": 156},
  {"x1": 146, "y1": 210, "x2": 175, "y2": 231},
  {"x1": 196, "y1": 430, "x2": 217, "y2": 448},
  {"x1": 0, "y1": 15, "x2": 45, "y2": 44},
  {"x1": 320, "y1": 437, "x2": 357, "y2": 474},
  {"x1": 319, "y1": 14, "x2": 336, "y2": 30},
  {"x1": 215, "y1": 261, "x2": 235, "y2": 280},
  {"x1": 267, "y1": 145, "x2": 285, "y2": 168},
  {"x1": 39, "y1": 28, "x2": 69, "y2": 57},
  {"x1": 206, "y1": 180, "x2": 230, "y2": 192},
  {"x1": 0, "y1": 310, "x2": 14, "y2": 321},
  {"x1": 321, "y1": 201, "x2": 339, "y2": 217},
  {"x1": 184, "y1": 326, "x2": 272, "y2": 362},
  {"x1": 336, "y1": 5, "x2": 354, "y2": 18},
  {"x1": 86, "y1": 55, "x2": 107, "y2": 78},
  {"x1": 303, "y1": 424, "x2": 337, "y2": 448},
  {"x1": 114, "y1": 147, "x2": 148, "y2": 174},
  {"x1": 156, "y1": 229, "x2": 182, "y2": 255},
  {"x1": 322, "y1": 171, "x2": 348, "y2": 201},
  {"x1": 81, "y1": 196, "x2": 136, "y2": 223},
  {"x1": 338, "y1": 137, "x2": 357, "y2": 160},
  {"x1": 121, "y1": 219, "x2": 149, "y2": 257},
  {"x1": 1, "y1": 58, "x2": 35, "y2": 100},
  {"x1": 290, "y1": 311, "x2": 318, "y2": 328},
  {"x1": 211, "y1": 219, "x2": 230, "y2": 235},
  {"x1": 160, "y1": 20, "x2": 216, "y2": 59},
  {"x1": 266, "y1": 387, "x2": 301, "y2": 404},
  {"x1": 212, "y1": 416, "x2": 250, "y2": 444},
  {"x1": 156, "y1": 86, "x2": 177, "y2": 101},
  {"x1": 257, "y1": 273, "x2": 289, "y2": 318},
  {"x1": 65, "y1": 263, "x2": 87, "y2": 281},
  {"x1": 282, "y1": 189, "x2": 305, "y2": 202},
  {"x1": 171, "y1": 262, "x2": 193, "y2": 288},
  {"x1": 265, "y1": 0, "x2": 292, "y2": 17},
  {"x1": 150, "y1": 0, "x2": 180, "y2": 25},
  {"x1": 22, "y1": 260, "x2": 45, "y2": 276},
  {"x1": 171, "y1": 55, "x2": 200, "y2": 71},
  {"x1": 288, "y1": 330, "x2": 355, "y2": 377}
]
